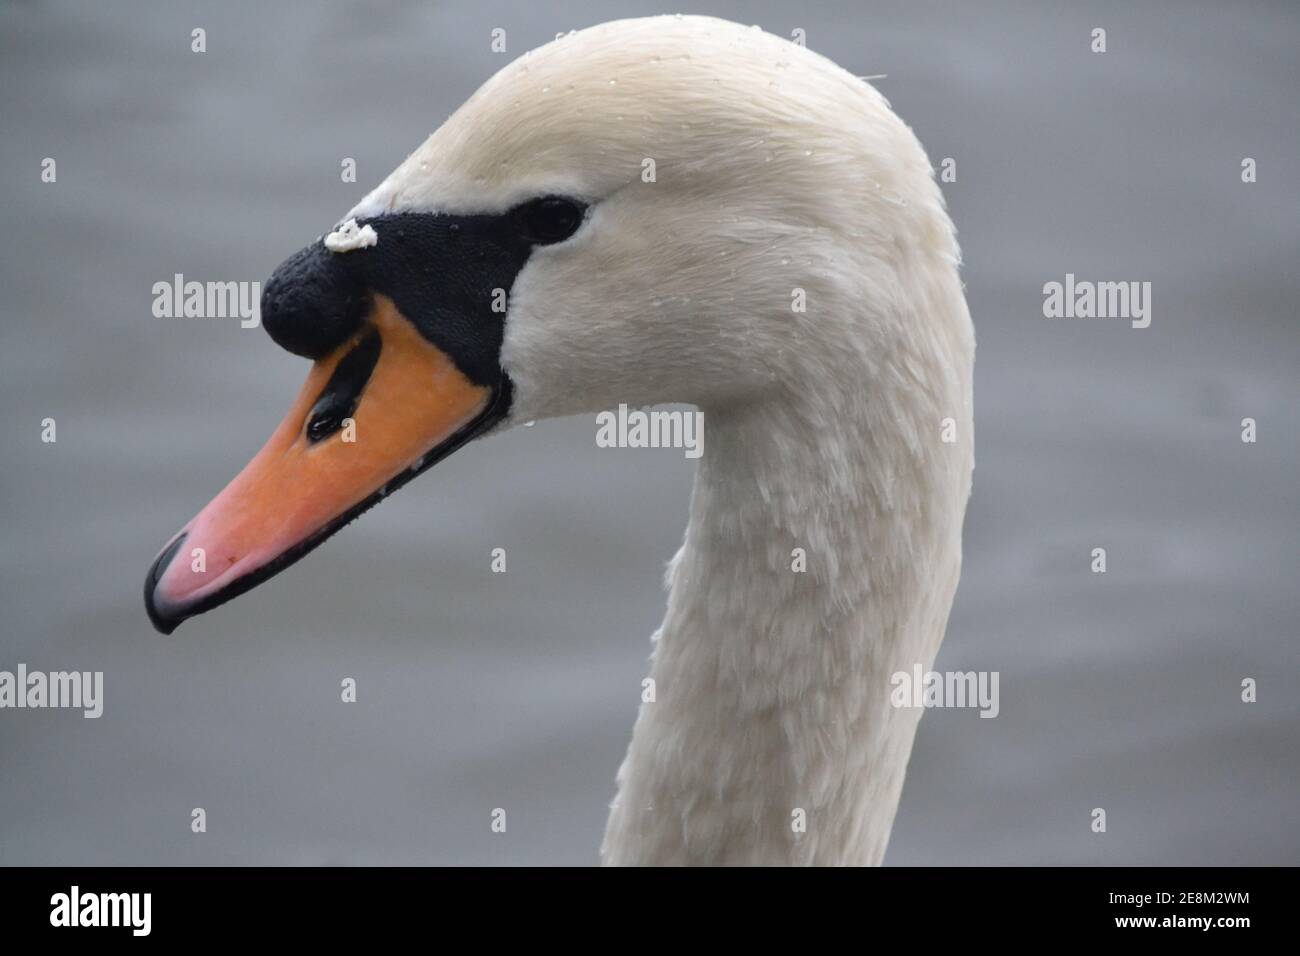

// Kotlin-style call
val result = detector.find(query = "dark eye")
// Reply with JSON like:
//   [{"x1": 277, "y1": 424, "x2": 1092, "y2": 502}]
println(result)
[{"x1": 519, "y1": 197, "x2": 585, "y2": 244}]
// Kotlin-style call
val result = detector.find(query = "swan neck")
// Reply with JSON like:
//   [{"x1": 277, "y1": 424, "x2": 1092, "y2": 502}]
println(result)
[{"x1": 602, "y1": 389, "x2": 968, "y2": 865}]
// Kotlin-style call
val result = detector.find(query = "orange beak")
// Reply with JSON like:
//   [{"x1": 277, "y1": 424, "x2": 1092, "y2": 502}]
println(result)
[{"x1": 145, "y1": 294, "x2": 498, "y2": 634}]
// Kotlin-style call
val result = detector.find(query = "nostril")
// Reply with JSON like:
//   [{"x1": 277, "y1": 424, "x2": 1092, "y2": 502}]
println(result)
[
  {"x1": 261, "y1": 241, "x2": 370, "y2": 360},
  {"x1": 306, "y1": 409, "x2": 345, "y2": 443},
  {"x1": 304, "y1": 328, "x2": 383, "y2": 443}
]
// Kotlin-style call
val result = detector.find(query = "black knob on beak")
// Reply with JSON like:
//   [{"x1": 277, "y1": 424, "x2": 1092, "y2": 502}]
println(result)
[{"x1": 261, "y1": 240, "x2": 372, "y2": 359}]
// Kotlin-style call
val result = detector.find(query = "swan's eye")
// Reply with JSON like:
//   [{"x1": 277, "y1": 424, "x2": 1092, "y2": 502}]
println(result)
[{"x1": 519, "y1": 196, "x2": 585, "y2": 245}]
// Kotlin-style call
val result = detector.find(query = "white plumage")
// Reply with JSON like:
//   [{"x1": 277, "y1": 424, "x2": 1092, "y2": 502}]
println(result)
[{"x1": 351, "y1": 15, "x2": 974, "y2": 865}]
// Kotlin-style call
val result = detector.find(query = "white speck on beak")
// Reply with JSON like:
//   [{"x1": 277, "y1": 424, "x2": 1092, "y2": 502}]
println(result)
[{"x1": 324, "y1": 217, "x2": 379, "y2": 253}]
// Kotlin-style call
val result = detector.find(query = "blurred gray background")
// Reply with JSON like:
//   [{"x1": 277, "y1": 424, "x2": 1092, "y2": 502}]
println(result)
[{"x1": 2, "y1": 0, "x2": 1297, "y2": 865}]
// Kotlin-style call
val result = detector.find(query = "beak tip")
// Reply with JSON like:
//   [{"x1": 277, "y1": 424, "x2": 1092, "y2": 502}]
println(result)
[
  {"x1": 144, "y1": 594, "x2": 182, "y2": 636},
  {"x1": 145, "y1": 533, "x2": 188, "y2": 636}
]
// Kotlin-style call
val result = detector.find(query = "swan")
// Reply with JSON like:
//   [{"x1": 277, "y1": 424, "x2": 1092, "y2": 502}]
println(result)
[{"x1": 144, "y1": 15, "x2": 974, "y2": 866}]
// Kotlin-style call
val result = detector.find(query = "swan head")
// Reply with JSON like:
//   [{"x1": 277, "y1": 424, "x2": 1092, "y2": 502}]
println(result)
[{"x1": 145, "y1": 15, "x2": 968, "y2": 633}]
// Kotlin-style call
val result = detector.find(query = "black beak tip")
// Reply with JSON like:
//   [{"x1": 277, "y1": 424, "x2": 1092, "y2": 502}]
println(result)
[
  {"x1": 144, "y1": 591, "x2": 181, "y2": 636},
  {"x1": 144, "y1": 534, "x2": 188, "y2": 636}
]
